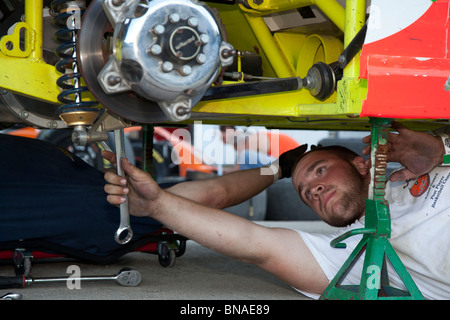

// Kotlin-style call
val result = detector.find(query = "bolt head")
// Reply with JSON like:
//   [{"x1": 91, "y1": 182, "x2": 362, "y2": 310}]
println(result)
[
  {"x1": 196, "y1": 53, "x2": 206, "y2": 64},
  {"x1": 20, "y1": 111, "x2": 29, "y2": 119},
  {"x1": 200, "y1": 34, "x2": 209, "y2": 44},
  {"x1": 107, "y1": 75, "x2": 122, "y2": 86},
  {"x1": 180, "y1": 65, "x2": 192, "y2": 76},
  {"x1": 188, "y1": 17, "x2": 198, "y2": 27},
  {"x1": 112, "y1": 0, "x2": 125, "y2": 6},
  {"x1": 153, "y1": 24, "x2": 165, "y2": 35},
  {"x1": 176, "y1": 105, "x2": 190, "y2": 116},
  {"x1": 148, "y1": 44, "x2": 162, "y2": 56},
  {"x1": 169, "y1": 13, "x2": 180, "y2": 24},
  {"x1": 162, "y1": 61, "x2": 174, "y2": 72}
]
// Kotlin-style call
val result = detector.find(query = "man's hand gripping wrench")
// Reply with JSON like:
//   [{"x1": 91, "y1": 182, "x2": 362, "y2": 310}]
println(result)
[{"x1": 114, "y1": 128, "x2": 133, "y2": 244}]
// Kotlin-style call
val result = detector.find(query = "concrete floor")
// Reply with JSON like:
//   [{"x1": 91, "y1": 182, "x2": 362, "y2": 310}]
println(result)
[{"x1": 0, "y1": 221, "x2": 337, "y2": 301}]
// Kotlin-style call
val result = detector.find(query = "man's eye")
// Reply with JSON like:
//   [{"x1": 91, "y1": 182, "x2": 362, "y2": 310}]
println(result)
[{"x1": 317, "y1": 167, "x2": 325, "y2": 175}]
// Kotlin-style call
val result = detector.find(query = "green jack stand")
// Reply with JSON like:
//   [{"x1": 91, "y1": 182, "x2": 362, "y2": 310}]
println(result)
[
  {"x1": 142, "y1": 124, "x2": 154, "y2": 175},
  {"x1": 320, "y1": 118, "x2": 425, "y2": 300}
]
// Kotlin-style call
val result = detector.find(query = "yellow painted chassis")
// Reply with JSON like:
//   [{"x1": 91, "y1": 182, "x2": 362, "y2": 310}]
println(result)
[{"x1": 0, "y1": 0, "x2": 446, "y2": 131}]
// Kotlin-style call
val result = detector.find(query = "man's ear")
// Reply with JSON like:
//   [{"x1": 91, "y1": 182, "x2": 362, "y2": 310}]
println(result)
[{"x1": 352, "y1": 156, "x2": 370, "y2": 175}]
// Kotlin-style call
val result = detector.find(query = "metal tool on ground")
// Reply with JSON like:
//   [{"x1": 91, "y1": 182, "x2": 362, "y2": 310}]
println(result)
[
  {"x1": 0, "y1": 292, "x2": 22, "y2": 300},
  {"x1": 0, "y1": 267, "x2": 142, "y2": 289}
]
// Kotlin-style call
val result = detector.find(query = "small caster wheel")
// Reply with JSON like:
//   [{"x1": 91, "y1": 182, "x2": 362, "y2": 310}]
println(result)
[
  {"x1": 158, "y1": 242, "x2": 176, "y2": 268},
  {"x1": 13, "y1": 249, "x2": 33, "y2": 277},
  {"x1": 175, "y1": 239, "x2": 186, "y2": 257}
]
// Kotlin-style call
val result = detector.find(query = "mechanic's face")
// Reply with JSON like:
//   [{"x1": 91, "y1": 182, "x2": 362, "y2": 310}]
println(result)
[{"x1": 291, "y1": 150, "x2": 369, "y2": 227}]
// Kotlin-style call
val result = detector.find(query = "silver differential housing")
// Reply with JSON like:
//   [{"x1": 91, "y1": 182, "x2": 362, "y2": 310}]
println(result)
[{"x1": 98, "y1": 0, "x2": 234, "y2": 122}]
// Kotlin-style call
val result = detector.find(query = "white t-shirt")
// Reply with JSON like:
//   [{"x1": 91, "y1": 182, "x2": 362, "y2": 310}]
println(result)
[{"x1": 295, "y1": 166, "x2": 450, "y2": 300}]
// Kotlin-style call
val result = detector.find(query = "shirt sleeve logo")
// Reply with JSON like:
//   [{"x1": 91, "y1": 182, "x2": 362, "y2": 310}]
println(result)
[{"x1": 409, "y1": 173, "x2": 430, "y2": 197}]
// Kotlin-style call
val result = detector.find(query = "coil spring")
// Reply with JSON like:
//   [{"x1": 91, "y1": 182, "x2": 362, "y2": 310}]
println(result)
[{"x1": 51, "y1": 0, "x2": 98, "y2": 116}]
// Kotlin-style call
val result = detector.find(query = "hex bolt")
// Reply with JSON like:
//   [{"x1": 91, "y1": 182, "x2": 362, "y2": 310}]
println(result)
[
  {"x1": 162, "y1": 61, "x2": 174, "y2": 72},
  {"x1": 112, "y1": 0, "x2": 125, "y2": 6},
  {"x1": 153, "y1": 24, "x2": 165, "y2": 35},
  {"x1": 148, "y1": 44, "x2": 162, "y2": 56},
  {"x1": 169, "y1": 13, "x2": 180, "y2": 24},
  {"x1": 47, "y1": 121, "x2": 58, "y2": 129},
  {"x1": 176, "y1": 106, "x2": 190, "y2": 116},
  {"x1": 196, "y1": 53, "x2": 206, "y2": 64},
  {"x1": 107, "y1": 75, "x2": 122, "y2": 86},
  {"x1": 221, "y1": 48, "x2": 236, "y2": 59},
  {"x1": 180, "y1": 65, "x2": 192, "y2": 76},
  {"x1": 20, "y1": 111, "x2": 29, "y2": 119},
  {"x1": 200, "y1": 34, "x2": 209, "y2": 44},
  {"x1": 188, "y1": 17, "x2": 198, "y2": 27}
]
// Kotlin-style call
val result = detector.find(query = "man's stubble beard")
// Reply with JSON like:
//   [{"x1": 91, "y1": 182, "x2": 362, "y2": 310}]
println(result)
[{"x1": 326, "y1": 167, "x2": 367, "y2": 227}]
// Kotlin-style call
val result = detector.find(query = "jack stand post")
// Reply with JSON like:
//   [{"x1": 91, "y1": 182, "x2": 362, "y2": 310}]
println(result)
[{"x1": 320, "y1": 118, "x2": 424, "y2": 300}]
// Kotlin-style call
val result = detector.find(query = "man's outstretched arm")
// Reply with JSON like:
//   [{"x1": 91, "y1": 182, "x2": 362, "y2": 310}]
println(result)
[
  {"x1": 102, "y1": 150, "x2": 274, "y2": 209},
  {"x1": 103, "y1": 151, "x2": 328, "y2": 295},
  {"x1": 103, "y1": 143, "x2": 306, "y2": 210}
]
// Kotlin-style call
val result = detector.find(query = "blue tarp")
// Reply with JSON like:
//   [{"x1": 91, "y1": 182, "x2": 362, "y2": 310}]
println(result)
[{"x1": 0, "y1": 133, "x2": 164, "y2": 260}]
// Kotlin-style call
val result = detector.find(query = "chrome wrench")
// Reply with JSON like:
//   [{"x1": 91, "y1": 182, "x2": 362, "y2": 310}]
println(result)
[
  {"x1": 0, "y1": 268, "x2": 142, "y2": 288},
  {"x1": 0, "y1": 293, "x2": 22, "y2": 300},
  {"x1": 114, "y1": 128, "x2": 133, "y2": 244},
  {"x1": 27, "y1": 267, "x2": 142, "y2": 287}
]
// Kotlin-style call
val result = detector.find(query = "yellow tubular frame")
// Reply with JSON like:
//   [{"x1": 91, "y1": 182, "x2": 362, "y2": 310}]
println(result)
[
  {"x1": 0, "y1": 0, "x2": 60, "y2": 103},
  {"x1": 26, "y1": 0, "x2": 42, "y2": 61},
  {"x1": 243, "y1": 14, "x2": 295, "y2": 78},
  {"x1": 313, "y1": 0, "x2": 345, "y2": 32},
  {"x1": 194, "y1": 0, "x2": 366, "y2": 122},
  {"x1": 335, "y1": 0, "x2": 367, "y2": 114},
  {"x1": 343, "y1": 0, "x2": 365, "y2": 79}
]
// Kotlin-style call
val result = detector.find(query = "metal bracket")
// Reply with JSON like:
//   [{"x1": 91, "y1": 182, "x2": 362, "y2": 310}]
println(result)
[{"x1": 0, "y1": 22, "x2": 34, "y2": 57}]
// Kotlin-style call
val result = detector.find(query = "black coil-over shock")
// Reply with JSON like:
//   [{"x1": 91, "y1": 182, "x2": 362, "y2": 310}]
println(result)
[{"x1": 51, "y1": 0, "x2": 99, "y2": 119}]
